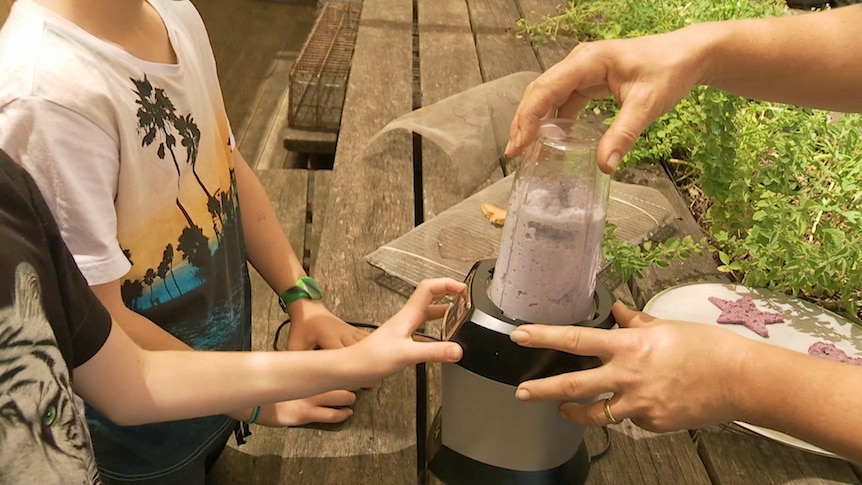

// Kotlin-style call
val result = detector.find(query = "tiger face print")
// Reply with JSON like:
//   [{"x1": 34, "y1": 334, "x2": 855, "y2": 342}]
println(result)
[{"x1": 0, "y1": 263, "x2": 100, "y2": 484}]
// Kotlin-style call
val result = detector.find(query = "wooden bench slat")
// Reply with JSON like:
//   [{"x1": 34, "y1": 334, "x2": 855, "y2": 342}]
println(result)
[
  {"x1": 585, "y1": 424, "x2": 711, "y2": 485},
  {"x1": 698, "y1": 425, "x2": 861, "y2": 485},
  {"x1": 204, "y1": 0, "x2": 315, "y2": 150},
  {"x1": 417, "y1": 0, "x2": 487, "y2": 219},
  {"x1": 517, "y1": 0, "x2": 576, "y2": 69},
  {"x1": 417, "y1": 0, "x2": 483, "y2": 108},
  {"x1": 415, "y1": 1, "x2": 487, "y2": 478},
  {"x1": 279, "y1": 0, "x2": 420, "y2": 482},
  {"x1": 467, "y1": 0, "x2": 542, "y2": 81}
]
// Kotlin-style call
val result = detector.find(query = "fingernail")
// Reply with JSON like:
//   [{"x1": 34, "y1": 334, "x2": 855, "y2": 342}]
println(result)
[
  {"x1": 447, "y1": 346, "x2": 462, "y2": 361},
  {"x1": 607, "y1": 152, "x2": 621, "y2": 171},
  {"x1": 515, "y1": 388, "x2": 530, "y2": 401},
  {"x1": 504, "y1": 140, "x2": 513, "y2": 155},
  {"x1": 515, "y1": 128, "x2": 523, "y2": 148},
  {"x1": 510, "y1": 329, "x2": 528, "y2": 343}
]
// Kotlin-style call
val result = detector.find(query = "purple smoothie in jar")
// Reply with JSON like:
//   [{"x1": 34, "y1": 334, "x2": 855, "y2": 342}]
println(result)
[{"x1": 490, "y1": 118, "x2": 609, "y2": 324}]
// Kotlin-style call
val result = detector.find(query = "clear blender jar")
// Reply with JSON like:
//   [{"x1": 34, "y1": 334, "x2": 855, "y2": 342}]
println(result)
[{"x1": 491, "y1": 118, "x2": 610, "y2": 325}]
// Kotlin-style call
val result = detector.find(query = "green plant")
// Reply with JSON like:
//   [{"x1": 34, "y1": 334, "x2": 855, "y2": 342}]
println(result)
[
  {"x1": 517, "y1": 0, "x2": 786, "y2": 43},
  {"x1": 602, "y1": 225, "x2": 707, "y2": 283},
  {"x1": 705, "y1": 107, "x2": 862, "y2": 318}
]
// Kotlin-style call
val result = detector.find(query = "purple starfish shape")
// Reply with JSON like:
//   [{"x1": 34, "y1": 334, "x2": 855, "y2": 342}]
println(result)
[
  {"x1": 809, "y1": 342, "x2": 862, "y2": 366},
  {"x1": 707, "y1": 295, "x2": 784, "y2": 338}
]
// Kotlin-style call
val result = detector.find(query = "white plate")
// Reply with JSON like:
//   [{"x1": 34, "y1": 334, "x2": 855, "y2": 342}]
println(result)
[{"x1": 643, "y1": 282, "x2": 862, "y2": 459}]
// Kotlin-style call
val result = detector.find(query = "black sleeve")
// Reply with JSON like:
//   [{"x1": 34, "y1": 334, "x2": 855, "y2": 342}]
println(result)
[{"x1": 0, "y1": 150, "x2": 113, "y2": 369}]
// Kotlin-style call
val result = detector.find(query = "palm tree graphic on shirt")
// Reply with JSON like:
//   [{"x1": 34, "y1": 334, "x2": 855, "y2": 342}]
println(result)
[{"x1": 123, "y1": 75, "x2": 232, "y2": 310}]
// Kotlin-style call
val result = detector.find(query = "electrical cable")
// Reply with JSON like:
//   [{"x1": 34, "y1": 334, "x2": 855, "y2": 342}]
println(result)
[
  {"x1": 589, "y1": 426, "x2": 612, "y2": 462},
  {"x1": 272, "y1": 318, "x2": 440, "y2": 350}
]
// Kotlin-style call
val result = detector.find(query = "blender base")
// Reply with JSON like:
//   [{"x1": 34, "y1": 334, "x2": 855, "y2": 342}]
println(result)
[{"x1": 427, "y1": 409, "x2": 590, "y2": 485}]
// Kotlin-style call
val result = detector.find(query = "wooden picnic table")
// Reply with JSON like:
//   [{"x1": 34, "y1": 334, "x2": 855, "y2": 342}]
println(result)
[{"x1": 209, "y1": 0, "x2": 862, "y2": 483}]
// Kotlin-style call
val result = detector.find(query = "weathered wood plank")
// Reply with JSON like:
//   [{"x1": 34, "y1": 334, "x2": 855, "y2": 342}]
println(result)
[
  {"x1": 238, "y1": 50, "x2": 295, "y2": 170},
  {"x1": 417, "y1": 0, "x2": 486, "y2": 220},
  {"x1": 196, "y1": 0, "x2": 315, "y2": 141},
  {"x1": 516, "y1": 0, "x2": 576, "y2": 69},
  {"x1": 415, "y1": 1, "x2": 486, "y2": 480},
  {"x1": 273, "y1": 0, "x2": 420, "y2": 482},
  {"x1": 196, "y1": 0, "x2": 314, "y2": 169},
  {"x1": 307, "y1": 169, "x2": 331, "y2": 277},
  {"x1": 208, "y1": 169, "x2": 308, "y2": 484},
  {"x1": 585, "y1": 423, "x2": 711, "y2": 485},
  {"x1": 283, "y1": 127, "x2": 338, "y2": 155},
  {"x1": 417, "y1": 0, "x2": 482, "y2": 108},
  {"x1": 697, "y1": 425, "x2": 861, "y2": 485},
  {"x1": 467, "y1": 0, "x2": 542, "y2": 81}
]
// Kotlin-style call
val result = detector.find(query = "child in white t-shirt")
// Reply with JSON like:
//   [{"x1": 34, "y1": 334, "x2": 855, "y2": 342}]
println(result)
[{"x1": 0, "y1": 0, "x2": 369, "y2": 482}]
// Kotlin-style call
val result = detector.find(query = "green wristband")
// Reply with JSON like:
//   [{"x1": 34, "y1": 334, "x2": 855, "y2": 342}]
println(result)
[
  {"x1": 246, "y1": 405, "x2": 261, "y2": 424},
  {"x1": 278, "y1": 276, "x2": 323, "y2": 312}
]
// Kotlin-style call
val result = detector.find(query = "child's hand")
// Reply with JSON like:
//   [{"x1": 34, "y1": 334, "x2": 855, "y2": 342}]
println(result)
[
  {"x1": 284, "y1": 303, "x2": 368, "y2": 350},
  {"x1": 353, "y1": 278, "x2": 465, "y2": 386},
  {"x1": 255, "y1": 390, "x2": 357, "y2": 427}
]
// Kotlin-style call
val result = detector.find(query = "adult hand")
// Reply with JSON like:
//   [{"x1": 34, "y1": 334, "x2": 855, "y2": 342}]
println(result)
[
  {"x1": 510, "y1": 301, "x2": 754, "y2": 432},
  {"x1": 349, "y1": 278, "x2": 465, "y2": 388},
  {"x1": 255, "y1": 390, "x2": 358, "y2": 427},
  {"x1": 505, "y1": 29, "x2": 707, "y2": 174},
  {"x1": 284, "y1": 302, "x2": 369, "y2": 350}
]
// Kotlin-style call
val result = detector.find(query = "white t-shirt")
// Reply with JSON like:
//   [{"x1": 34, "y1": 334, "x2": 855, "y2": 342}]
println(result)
[
  {"x1": 0, "y1": 0, "x2": 236, "y2": 287},
  {"x1": 0, "y1": 1, "x2": 252, "y2": 481}
]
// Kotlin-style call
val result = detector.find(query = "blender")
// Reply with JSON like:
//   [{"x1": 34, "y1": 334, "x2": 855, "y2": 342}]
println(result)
[{"x1": 428, "y1": 118, "x2": 615, "y2": 484}]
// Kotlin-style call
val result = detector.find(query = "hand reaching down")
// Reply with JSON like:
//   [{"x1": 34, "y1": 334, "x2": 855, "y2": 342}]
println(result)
[
  {"x1": 255, "y1": 390, "x2": 358, "y2": 427},
  {"x1": 284, "y1": 302, "x2": 369, "y2": 350}
]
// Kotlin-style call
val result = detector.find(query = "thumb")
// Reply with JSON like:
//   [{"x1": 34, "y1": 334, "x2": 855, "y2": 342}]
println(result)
[
  {"x1": 409, "y1": 341, "x2": 463, "y2": 365},
  {"x1": 557, "y1": 401, "x2": 597, "y2": 427},
  {"x1": 612, "y1": 301, "x2": 654, "y2": 329},
  {"x1": 596, "y1": 91, "x2": 664, "y2": 174}
]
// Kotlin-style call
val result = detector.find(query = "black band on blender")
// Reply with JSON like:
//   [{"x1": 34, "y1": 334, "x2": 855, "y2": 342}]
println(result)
[{"x1": 447, "y1": 259, "x2": 614, "y2": 386}]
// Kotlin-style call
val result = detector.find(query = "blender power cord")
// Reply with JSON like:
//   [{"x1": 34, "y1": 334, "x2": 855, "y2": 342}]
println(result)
[
  {"x1": 590, "y1": 426, "x2": 612, "y2": 462},
  {"x1": 272, "y1": 319, "x2": 439, "y2": 350}
]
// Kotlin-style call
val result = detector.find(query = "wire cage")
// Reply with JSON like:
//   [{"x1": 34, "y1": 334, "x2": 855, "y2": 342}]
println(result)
[{"x1": 288, "y1": 1, "x2": 361, "y2": 133}]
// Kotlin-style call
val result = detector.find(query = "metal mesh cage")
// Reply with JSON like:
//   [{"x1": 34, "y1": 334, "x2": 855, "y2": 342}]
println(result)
[{"x1": 288, "y1": 2, "x2": 361, "y2": 132}]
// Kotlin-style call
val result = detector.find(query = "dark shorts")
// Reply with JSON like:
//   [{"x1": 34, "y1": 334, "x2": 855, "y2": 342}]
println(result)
[{"x1": 99, "y1": 422, "x2": 235, "y2": 485}]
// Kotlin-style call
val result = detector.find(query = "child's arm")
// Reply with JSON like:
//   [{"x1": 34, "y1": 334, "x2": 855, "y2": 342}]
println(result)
[
  {"x1": 89, "y1": 280, "x2": 356, "y2": 426},
  {"x1": 73, "y1": 278, "x2": 464, "y2": 426},
  {"x1": 232, "y1": 149, "x2": 367, "y2": 350}
]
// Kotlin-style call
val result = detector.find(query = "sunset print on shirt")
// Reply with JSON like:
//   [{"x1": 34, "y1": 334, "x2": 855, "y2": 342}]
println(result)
[{"x1": 117, "y1": 75, "x2": 249, "y2": 352}]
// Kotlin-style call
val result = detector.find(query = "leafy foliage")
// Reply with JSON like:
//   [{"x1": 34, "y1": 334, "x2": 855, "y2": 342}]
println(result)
[
  {"x1": 516, "y1": 0, "x2": 786, "y2": 43},
  {"x1": 602, "y1": 225, "x2": 707, "y2": 283},
  {"x1": 521, "y1": 1, "x2": 862, "y2": 319}
]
